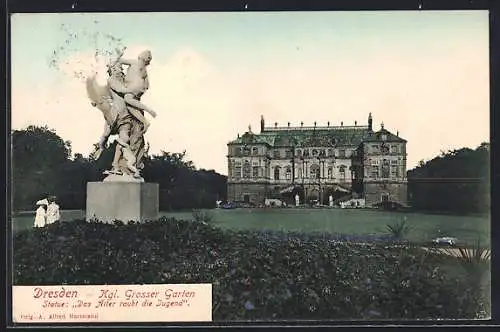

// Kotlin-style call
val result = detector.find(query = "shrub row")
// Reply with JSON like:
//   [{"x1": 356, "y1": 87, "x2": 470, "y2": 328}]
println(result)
[{"x1": 13, "y1": 218, "x2": 489, "y2": 320}]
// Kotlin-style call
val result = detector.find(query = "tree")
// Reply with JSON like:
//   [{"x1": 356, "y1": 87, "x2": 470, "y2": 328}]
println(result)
[
  {"x1": 12, "y1": 126, "x2": 228, "y2": 212},
  {"x1": 12, "y1": 126, "x2": 72, "y2": 210},
  {"x1": 407, "y1": 143, "x2": 490, "y2": 214}
]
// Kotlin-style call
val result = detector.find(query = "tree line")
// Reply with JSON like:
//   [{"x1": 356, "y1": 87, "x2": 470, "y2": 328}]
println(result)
[
  {"x1": 407, "y1": 143, "x2": 490, "y2": 215},
  {"x1": 12, "y1": 126, "x2": 227, "y2": 211}
]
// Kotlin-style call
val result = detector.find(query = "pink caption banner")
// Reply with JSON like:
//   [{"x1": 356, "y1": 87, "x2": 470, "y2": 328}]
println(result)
[{"x1": 12, "y1": 284, "x2": 212, "y2": 323}]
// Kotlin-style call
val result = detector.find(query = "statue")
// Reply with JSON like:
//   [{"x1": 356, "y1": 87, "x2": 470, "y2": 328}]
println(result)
[
  {"x1": 329, "y1": 195, "x2": 334, "y2": 207},
  {"x1": 86, "y1": 47, "x2": 156, "y2": 182},
  {"x1": 295, "y1": 194, "x2": 300, "y2": 207}
]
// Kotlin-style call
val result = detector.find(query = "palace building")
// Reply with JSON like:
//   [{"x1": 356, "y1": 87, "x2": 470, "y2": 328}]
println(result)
[{"x1": 226, "y1": 113, "x2": 408, "y2": 207}]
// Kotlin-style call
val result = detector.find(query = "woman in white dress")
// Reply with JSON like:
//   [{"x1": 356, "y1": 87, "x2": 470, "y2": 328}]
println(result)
[
  {"x1": 34, "y1": 199, "x2": 48, "y2": 228},
  {"x1": 46, "y1": 196, "x2": 61, "y2": 225}
]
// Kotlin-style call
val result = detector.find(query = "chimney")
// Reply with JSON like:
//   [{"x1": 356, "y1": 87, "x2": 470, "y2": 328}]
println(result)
[
  {"x1": 260, "y1": 115, "x2": 265, "y2": 133},
  {"x1": 274, "y1": 122, "x2": 278, "y2": 128},
  {"x1": 355, "y1": 120, "x2": 357, "y2": 126},
  {"x1": 368, "y1": 112, "x2": 373, "y2": 131},
  {"x1": 288, "y1": 122, "x2": 290, "y2": 127},
  {"x1": 341, "y1": 121, "x2": 343, "y2": 126},
  {"x1": 327, "y1": 121, "x2": 330, "y2": 127},
  {"x1": 301, "y1": 121, "x2": 304, "y2": 127}
]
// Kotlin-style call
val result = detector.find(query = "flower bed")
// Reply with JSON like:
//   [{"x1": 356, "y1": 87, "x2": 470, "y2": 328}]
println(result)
[{"x1": 13, "y1": 218, "x2": 489, "y2": 320}]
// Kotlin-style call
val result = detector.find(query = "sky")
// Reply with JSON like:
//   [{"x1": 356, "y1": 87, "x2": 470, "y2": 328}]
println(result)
[{"x1": 10, "y1": 11, "x2": 489, "y2": 175}]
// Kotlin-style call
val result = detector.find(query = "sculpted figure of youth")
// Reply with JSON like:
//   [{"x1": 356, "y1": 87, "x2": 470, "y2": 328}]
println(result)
[{"x1": 110, "y1": 49, "x2": 157, "y2": 121}]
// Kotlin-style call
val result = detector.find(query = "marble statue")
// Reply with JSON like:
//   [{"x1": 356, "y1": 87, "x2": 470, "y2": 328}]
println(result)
[
  {"x1": 295, "y1": 194, "x2": 300, "y2": 207},
  {"x1": 329, "y1": 195, "x2": 334, "y2": 207},
  {"x1": 86, "y1": 47, "x2": 156, "y2": 182}
]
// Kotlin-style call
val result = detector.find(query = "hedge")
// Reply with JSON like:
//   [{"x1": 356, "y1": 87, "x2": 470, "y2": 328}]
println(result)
[{"x1": 13, "y1": 218, "x2": 490, "y2": 320}]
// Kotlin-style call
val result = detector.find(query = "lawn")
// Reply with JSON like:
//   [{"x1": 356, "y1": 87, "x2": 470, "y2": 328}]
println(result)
[
  {"x1": 12, "y1": 208, "x2": 490, "y2": 246},
  {"x1": 13, "y1": 218, "x2": 491, "y2": 320}
]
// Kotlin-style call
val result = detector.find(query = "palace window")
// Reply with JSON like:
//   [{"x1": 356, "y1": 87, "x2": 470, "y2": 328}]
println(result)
[
  {"x1": 339, "y1": 165, "x2": 346, "y2": 180},
  {"x1": 328, "y1": 166, "x2": 333, "y2": 179},
  {"x1": 303, "y1": 149, "x2": 310, "y2": 157},
  {"x1": 243, "y1": 161, "x2": 251, "y2": 178},
  {"x1": 371, "y1": 166, "x2": 379, "y2": 178},
  {"x1": 296, "y1": 149, "x2": 302, "y2": 157},
  {"x1": 391, "y1": 160, "x2": 398, "y2": 165},
  {"x1": 298, "y1": 168, "x2": 303, "y2": 178},
  {"x1": 312, "y1": 149, "x2": 319, "y2": 156},
  {"x1": 252, "y1": 147, "x2": 259, "y2": 155},
  {"x1": 273, "y1": 150, "x2": 281, "y2": 159},
  {"x1": 339, "y1": 149, "x2": 346, "y2": 158},
  {"x1": 327, "y1": 148, "x2": 334, "y2": 157},
  {"x1": 390, "y1": 145, "x2": 398, "y2": 153},
  {"x1": 274, "y1": 166, "x2": 281, "y2": 180},
  {"x1": 234, "y1": 166, "x2": 242, "y2": 178},
  {"x1": 235, "y1": 147, "x2": 242, "y2": 156},
  {"x1": 243, "y1": 147, "x2": 251, "y2": 156},
  {"x1": 371, "y1": 159, "x2": 379, "y2": 165},
  {"x1": 285, "y1": 166, "x2": 292, "y2": 180},
  {"x1": 310, "y1": 164, "x2": 320, "y2": 179},
  {"x1": 285, "y1": 149, "x2": 293, "y2": 158},
  {"x1": 391, "y1": 166, "x2": 398, "y2": 177},
  {"x1": 381, "y1": 160, "x2": 390, "y2": 178},
  {"x1": 253, "y1": 166, "x2": 259, "y2": 177}
]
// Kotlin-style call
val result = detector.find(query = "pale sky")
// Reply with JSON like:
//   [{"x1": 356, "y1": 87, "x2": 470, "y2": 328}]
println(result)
[{"x1": 10, "y1": 11, "x2": 489, "y2": 175}]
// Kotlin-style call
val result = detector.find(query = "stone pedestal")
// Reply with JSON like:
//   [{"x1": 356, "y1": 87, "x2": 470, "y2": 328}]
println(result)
[{"x1": 86, "y1": 182, "x2": 159, "y2": 223}]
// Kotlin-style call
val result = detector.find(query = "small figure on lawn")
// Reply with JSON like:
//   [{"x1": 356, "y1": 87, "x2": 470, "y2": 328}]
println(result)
[
  {"x1": 34, "y1": 198, "x2": 48, "y2": 228},
  {"x1": 46, "y1": 196, "x2": 61, "y2": 224}
]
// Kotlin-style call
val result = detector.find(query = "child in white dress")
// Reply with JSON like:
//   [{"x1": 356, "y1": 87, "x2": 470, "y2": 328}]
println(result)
[{"x1": 34, "y1": 204, "x2": 47, "y2": 228}]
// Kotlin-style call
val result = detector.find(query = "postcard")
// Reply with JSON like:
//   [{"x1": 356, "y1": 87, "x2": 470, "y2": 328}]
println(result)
[{"x1": 9, "y1": 10, "x2": 491, "y2": 325}]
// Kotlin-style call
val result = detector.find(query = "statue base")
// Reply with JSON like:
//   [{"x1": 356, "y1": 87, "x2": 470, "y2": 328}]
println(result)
[
  {"x1": 103, "y1": 173, "x2": 144, "y2": 183},
  {"x1": 86, "y1": 181, "x2": 159, "y2": 223}
]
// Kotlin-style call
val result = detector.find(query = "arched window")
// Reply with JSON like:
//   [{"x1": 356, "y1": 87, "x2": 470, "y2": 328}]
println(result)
[
  {"x1": 243, "y1": 161, "x2": 251, "y2": 178},
  {"x1": 381, "y1": 159, "x2": 390, "y2": 178},
  {"x1": 339, "y1": 165, "x2": 346, "y2": 180},
  {"x1": 253, "y1": 166, "x2": 259, "y2": 177},
  {"x1": 310, "y1": 164, "x2": 320, "y2": 179},
  {"x1": 285, "y1": 166, "x2": 292, "y2": 180},
  {"x1": 234, "y1": 161, "x2": 242, "y2": 178},
  {"x1": 274, "y1": 166, "x2": 281, "y2": 180}
]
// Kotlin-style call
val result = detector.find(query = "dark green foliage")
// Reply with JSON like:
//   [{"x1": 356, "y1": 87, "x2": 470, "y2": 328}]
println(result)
[
  {"x1": 12, "y1": 126, "x2": 227, "y2": 211},
  {"x1": 192, "y1": 209, "x2": 215, "y2": 223},
  {"x1": 385, "y1": 218, "x2": 411, "y2": 241},
  {"x1": 407, "y1": 144, "x2": 490, "y2": 214},
  {"x1": 13, "y1": 219, "x2": 489, "y2": 320}
]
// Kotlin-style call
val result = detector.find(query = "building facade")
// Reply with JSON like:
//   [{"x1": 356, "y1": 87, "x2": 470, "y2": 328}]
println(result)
[{"x1": 226, "y1": 114, "x2": 408, "y2": 207}]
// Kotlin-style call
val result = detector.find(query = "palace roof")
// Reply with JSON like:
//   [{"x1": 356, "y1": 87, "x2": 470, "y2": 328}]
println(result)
[{"x1": 228, "y1": 124, "x2": 405, "y2": 147}]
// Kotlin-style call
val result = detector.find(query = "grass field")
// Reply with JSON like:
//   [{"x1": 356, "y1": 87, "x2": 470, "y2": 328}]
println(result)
[{"x1": 12, "y1": 208, "x2": 490, "y2": 245}]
